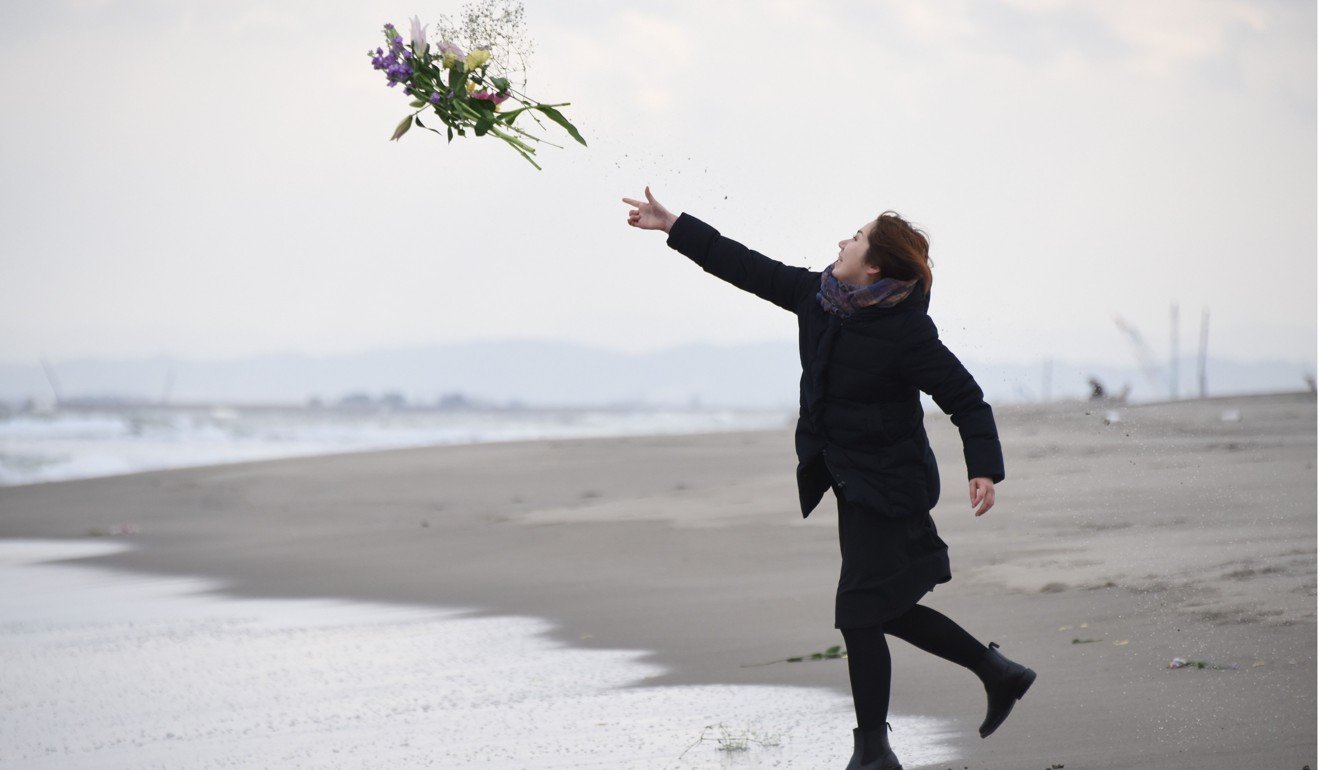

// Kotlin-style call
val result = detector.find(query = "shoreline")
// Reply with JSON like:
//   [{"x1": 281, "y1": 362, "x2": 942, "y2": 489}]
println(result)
[
  {"x1": 3, "y1": 389, "x2": 1309, "y2": 494},
  {"x1": 0, "y1": 405, "x2": 797, "y2": 490},
  {"x1": 1, "y1": 391, "x2": 1314, "y2": 767},
  {"x1": 4, "y1": 388, "x2": 1310, "y2": 494}
]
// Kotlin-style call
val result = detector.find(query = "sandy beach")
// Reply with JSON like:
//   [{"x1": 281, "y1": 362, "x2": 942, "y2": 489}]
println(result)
[{"x1": 1, "y1": 391, "x2": 1315, "y2": 769}]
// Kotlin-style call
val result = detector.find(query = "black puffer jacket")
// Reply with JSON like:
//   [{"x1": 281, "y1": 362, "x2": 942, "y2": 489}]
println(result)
[{"x1": 666, "y1": 212, "x2": 1005, "y2": 518}]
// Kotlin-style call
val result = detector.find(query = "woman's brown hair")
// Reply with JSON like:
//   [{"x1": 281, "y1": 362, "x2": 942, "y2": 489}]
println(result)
[{"x1": 864, "y1": 210, "x2": 934, "y2": 295}]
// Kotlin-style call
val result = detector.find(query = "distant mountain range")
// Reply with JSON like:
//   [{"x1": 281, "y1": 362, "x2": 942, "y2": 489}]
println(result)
[{"x1": 0, "y1": 339, "x2": 1313, "y2": 409}]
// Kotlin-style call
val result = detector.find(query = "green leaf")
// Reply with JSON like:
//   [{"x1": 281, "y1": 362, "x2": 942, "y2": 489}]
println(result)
[
  {"x1": 531, "y1": 103, "x2": 587, "y2": 146},
  {"x1": 447, "y1": 125, "x2": 454, "y2": 143},
  {"x1": 474, "y1": 112, "x2": 495, "y2": 136},
  {"x1": 390, "y1": 114, "x2": 412, "y2": 141},
  {"x1": 413, "y1": 116, "x2": 447, "y2": 139},
  {"x1": 496, "y1": 105, "x2": 531, "y2": 122},
  {"x1": 409, "y1": 99, "x2": 425, "y2": 108},
  {"x1": 491, "y1": 76, "x2": 509, "y2": 91}
]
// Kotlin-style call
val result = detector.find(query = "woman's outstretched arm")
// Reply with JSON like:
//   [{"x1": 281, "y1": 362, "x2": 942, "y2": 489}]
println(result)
[{"x1": 622, "y1": 186, "x2": 815, "y2": 313}]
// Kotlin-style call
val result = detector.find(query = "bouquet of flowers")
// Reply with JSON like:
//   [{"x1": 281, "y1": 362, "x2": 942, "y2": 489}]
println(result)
[{"x1": 368, "y1": 2, "x2": 585, "y2": 170}]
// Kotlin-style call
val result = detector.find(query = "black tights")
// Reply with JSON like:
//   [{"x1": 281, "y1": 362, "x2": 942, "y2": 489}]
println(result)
[{"x1": 840, "y1": 603, "x2": 989, "y2": 729}]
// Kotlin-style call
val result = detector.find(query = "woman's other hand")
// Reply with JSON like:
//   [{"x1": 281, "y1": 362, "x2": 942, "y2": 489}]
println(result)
[
  {"x1": 621, "y1": 185, "x2": 678, "y2": 233},
  {"x1": 969, "y1": 477, "x2": 995, "y2": 516}
]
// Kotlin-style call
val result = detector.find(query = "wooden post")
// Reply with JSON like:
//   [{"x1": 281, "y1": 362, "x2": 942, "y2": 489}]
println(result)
[
  {"x1": 1170, "y1": 302, "x2": 1179, "y2": 401},
  {"x1": 1197, "y1": 308, "x2": 1209, "y2": 399}
]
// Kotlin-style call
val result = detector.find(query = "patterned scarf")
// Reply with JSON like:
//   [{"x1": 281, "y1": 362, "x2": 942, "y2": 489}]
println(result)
[{"x1": 816, "y1": 263, "x2": 920, "y2": 318}]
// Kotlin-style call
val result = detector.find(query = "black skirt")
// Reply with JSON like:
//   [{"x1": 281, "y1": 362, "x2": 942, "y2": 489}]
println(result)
[{"x1": 831, "y1": 478, "x2": 952, "y2": 630}]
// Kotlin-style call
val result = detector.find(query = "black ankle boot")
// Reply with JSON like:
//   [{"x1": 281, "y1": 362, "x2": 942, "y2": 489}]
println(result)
[
  {"x1": 844, "y1": 721, "x2": 903, "y2": 770},
  {"x1": 972, "y1": 641, "x2": 1036, "y2": 738}
]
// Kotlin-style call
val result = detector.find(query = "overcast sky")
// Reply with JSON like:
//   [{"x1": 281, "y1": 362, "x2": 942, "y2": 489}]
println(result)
[{"x1": 1, "y1": 0, "x2": 1314, "y2": 369}]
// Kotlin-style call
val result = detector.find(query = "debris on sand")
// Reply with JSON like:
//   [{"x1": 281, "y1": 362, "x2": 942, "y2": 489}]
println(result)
[
  {"x1": 1168, "y1": 656, "x2": 1240, "y2": 670},
  {"x1": 86, "y1": 522, "x2": 138, "y2": 536},
  {"x1": 741, "y1": 644, "x2": 846, "y2": 667}
]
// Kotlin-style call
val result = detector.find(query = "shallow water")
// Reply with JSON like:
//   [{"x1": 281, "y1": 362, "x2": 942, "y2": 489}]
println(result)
[
  {"x1": 0, "y1": 538, "x2": 961, "y2": 768},
  {"x1": 0, "y1": 406, "x2": 794, "y2": 487}
]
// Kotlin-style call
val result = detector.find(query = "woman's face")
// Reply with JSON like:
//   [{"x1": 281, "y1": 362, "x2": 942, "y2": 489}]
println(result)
[{"x1": 833, "y1": 220, "x2": 880, "y2": 286}]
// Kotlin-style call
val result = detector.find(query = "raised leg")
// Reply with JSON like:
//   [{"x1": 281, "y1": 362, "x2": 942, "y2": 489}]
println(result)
[{"x1": 882, "y1": 603, "x2": 988, "y2": 670}]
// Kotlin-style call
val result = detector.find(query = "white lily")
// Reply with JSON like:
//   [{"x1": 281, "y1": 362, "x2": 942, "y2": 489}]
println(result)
[{"x1": 408, "y1": 15, "x2": 429, "y2": 56}]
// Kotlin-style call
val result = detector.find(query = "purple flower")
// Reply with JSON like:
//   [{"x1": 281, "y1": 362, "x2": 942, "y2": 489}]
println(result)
[
  {"x1": 371, "y1": 23, "x2": 426, "y2": 88},
  {"x1": 429, "y1": 92, "x2": 442, "y2": 104}
]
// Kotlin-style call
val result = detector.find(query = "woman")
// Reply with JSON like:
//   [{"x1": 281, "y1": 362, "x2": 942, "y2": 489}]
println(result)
[{"x1": 621, "y1": 186, "x2": 1037, "y2": 769}]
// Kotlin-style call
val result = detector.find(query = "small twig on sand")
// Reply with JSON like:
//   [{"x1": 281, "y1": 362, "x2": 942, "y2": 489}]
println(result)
[{"x1": 741, "y1": 644, "x2": 847, "y2": 667}]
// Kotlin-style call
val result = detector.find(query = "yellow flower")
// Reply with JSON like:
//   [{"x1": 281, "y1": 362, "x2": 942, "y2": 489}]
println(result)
[
  {"x1": 438, "y1": 41, "x2": 464, "y2": 70},
  {"x1": 464, "y1": 49, "x2": 491, "y2": 70},
  {"x1": 466, "y1": 80, "x2": 479, "y2": 93}
]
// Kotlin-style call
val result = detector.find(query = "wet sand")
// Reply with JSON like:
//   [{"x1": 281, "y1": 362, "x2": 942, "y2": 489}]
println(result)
[{"x1": 1, "y1": 391, "x2": 1315, "y2": 769}]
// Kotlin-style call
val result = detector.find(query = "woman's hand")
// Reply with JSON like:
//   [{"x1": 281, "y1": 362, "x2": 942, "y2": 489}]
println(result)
[
  {"x1": 621, "y1": 185, "x2": 678, "y2": 233},
  {"x1": 969, "y1": 477, "x2": 995, "y2": 516}
]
